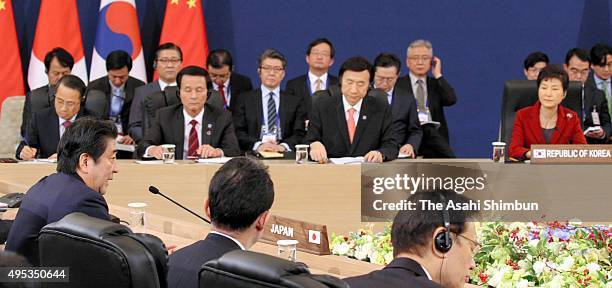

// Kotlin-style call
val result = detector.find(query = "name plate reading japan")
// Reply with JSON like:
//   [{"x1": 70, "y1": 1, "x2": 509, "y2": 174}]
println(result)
[
  {"x1": 530, "y1": 144, "x2": 612, "y2": 164},
  {"x1": 261, "y1": 215, "x2": 330, "y2": 255}
]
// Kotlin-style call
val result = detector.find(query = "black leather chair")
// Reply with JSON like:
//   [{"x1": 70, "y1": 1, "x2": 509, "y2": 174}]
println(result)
[
  {"x1": 84, "y1": 89, "x2": 107, "y2": 118},
  {"x1": 199, "y1": 250, "x2": 349, "y2": 288},
  {"x1": 500, "y1": 80, "x2": 582, "y2": 157},
  {"x1": 38, "y1": 212, "x2": 168, "y2": 288}
]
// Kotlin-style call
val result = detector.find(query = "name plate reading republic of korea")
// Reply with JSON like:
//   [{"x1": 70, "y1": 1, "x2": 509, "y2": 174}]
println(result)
[
  {"x1": 261, "y1": 215, "x2": 330, "y2": 255},
  {"x1": 530, "y1": 144, "x2": 612, "y2": 164}
]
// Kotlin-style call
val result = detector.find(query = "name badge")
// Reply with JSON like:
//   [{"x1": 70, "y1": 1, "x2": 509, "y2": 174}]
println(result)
[
  {"x1": 592, "y1": 107, "x2": 601, "y2": 126},
  {"x1": 418, "y1": 111, "x2": 430, "y2": 124}
]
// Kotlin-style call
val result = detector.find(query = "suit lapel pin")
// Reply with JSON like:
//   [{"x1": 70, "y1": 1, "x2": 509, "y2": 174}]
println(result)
[
  {"x1": 362, "y1": 115, "x2": 367, "y2": 120},
  {"x1": 207, "y1": 124, "x2": 213, "y2": 128},
  {"x1": 566, "y1": 113, "x2": 572, "y2": 119},
  {"x1": 206, "y1": 131, "x2": 212, "y2": 136}
]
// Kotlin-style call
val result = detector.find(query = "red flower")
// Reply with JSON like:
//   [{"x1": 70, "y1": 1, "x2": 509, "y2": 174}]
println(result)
[{"x1": 479, "y1": 273, "x2": 488, "y2": 282}]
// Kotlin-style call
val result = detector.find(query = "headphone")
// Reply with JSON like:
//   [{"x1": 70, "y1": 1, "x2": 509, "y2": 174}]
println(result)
[{"x1": 434, "y1": 198, "x2": 452, "y2": 253}]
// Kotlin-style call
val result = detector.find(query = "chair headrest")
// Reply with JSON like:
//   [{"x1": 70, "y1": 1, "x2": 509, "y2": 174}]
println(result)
[
  {"x1": 204, "y1": 250, "x2": 311, "y2": 283},
  {"x1": 40, "y1": 212, "x2": 131, "y2": 240}
]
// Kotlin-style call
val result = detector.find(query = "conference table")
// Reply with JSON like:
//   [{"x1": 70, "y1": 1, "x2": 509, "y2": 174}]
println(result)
[{"x1": 1, "y1": 158, "x2": 611, "y2": 277}]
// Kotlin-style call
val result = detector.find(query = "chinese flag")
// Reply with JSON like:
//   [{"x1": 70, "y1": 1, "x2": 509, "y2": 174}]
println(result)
[
  {"x1": 0, "y1": 0, "x2": 25, "y2": 109},
  {"x1": 158, "y1": 0, "x2": 208, "y2": 77}
]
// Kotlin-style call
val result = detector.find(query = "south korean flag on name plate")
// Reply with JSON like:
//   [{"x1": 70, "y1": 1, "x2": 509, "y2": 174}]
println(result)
[{"x1": 308, "y1": 230, "x2": 321, "y2": 245}]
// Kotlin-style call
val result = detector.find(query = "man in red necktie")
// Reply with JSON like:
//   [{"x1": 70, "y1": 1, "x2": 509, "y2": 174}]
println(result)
[
  {"x1": 305, "y1": 56, "x2": 398, "y2": 163},
  {"x1": 206, "y1": 49, "x2": 253, "y2": 111},
  {"x1": 139, "y1": 66, "x2": 240, "y2": 160}
]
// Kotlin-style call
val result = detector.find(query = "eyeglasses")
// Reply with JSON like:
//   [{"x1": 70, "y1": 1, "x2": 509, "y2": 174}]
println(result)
[
  {"x1": 157, "y1": 58, "x2": 182, "y2": 66},
  {"x1": 260, "y1": 66, "x2": 284, "y2": 73},
  {"x1": 453, "y1": 232, "x2": 481, "y2": 255},
  {"x1": 408, "y1": 56, "x2": 432, "y2": 62}
]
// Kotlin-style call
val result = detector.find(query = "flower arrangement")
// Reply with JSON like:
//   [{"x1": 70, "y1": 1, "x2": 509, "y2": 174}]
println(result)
[{"x1": 330, "y1": 221, "x2": 611, "y2": 287}]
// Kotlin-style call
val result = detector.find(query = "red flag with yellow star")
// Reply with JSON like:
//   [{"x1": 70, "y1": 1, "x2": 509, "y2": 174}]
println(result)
[
  {"x1": 0, "y1": 0, "x2": 25, "y2": 109},
  {"x1": 158, "y1": 0, "x2": 208, "y2": 75}
]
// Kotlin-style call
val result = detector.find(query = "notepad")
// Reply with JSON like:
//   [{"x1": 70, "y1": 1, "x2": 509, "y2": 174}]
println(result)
[
  {"x1": 258, "y1": 151, "x2": 284, "y2": 159},
  {"x1": 196, "y1": 157, "x2": 233, "y2": 164},
  {"x1": 329, "y1": 157, "x2": 364, "y2": 165},
  {"x1": 116, "y1": 143, "x2": 136, "y2": 152}
]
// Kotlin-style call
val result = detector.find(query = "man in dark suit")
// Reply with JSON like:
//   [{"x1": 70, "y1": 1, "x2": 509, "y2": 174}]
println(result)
[
  {"x1": 522, "y1": 51, "x2": 549, "y2": 81},
  {"x1": 206, "y1": 49, "x2": 253, "y2": 110},
  {"x1": 233, "y1": 49, "x2": 306, "y2": 153},
  {"x1": 373, "y1": 53, "x2": 422, "y2": 158},
  {"x1": 563, "y1": 48, "x2": 611, "y2": 144},
  {"x1": 396, "y1": 39, "x2": 457, "y2": 158},
  {"x1": 16, "y1": 75, "x2": 92, "y2": 160},
  {"x1": 167, "y1": 157, "x2": 274, "y2": 288},
  {"x1": 586, "y1": 44, "x2": 612, "y2": 124},
  {"x1": 87, "y1": 50, "x2": 145, "y2": 147},
  {"x1": 139, "y1": 66, "x2": 240, "y2": 159},
  {"x1": 285, "y1": 38, "x2": 339, "y2": 119},
  {"x1": 305, "y1": 56, "x2": 398, "y2": 163},
  {"x1": 20, "y1": 47, "x2": 74, "y2": 138},
  {"x1": 345, "y1": 190, "x2": 479, "y2": 288},
  {"x1": 129, "y1": 43, "x2": 183, "y2": 142},
  {"x1": 6, "y1": 118, "x2": 119, "y2": 266}
]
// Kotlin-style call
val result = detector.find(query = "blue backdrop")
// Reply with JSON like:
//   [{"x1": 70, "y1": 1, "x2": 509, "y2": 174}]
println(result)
[{"x1": 11, "y1": 0, "x2": 612, "y2": 157}]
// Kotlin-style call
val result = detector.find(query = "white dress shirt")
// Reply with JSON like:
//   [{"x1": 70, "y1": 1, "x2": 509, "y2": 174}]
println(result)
[
  {"x1": 182, "y1": 109, "x2": 204, "y2": 159},
  {"x1": 159, "y1": 79, "x2": 177, "y2": 91},
  {"x1": 213, "y1": 78, "x2": 232, "y2": 104},
  {"x1": 409, "y1": 72, "x2": 428, "y2": 108},
  {"x1": 308, "y1": 71, "x2": 328, "y2": 93},
  {"x1": 253, "y1": 85, "x2": 290, "y2": 151},
  {"x1": 342, "y1": 95, "x2": 363, "y2": 126},
  {"x1": 59, "y1": 114, "x2": 77, "y2": 138}
]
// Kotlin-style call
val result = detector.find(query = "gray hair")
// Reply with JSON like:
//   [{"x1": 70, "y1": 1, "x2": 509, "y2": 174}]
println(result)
[
  {"x1": 258, "y1": 49, "x2": 287, "y2": 68},
  {"x1": 406, "y1": 39, "x2": 433, "y2": 56}
]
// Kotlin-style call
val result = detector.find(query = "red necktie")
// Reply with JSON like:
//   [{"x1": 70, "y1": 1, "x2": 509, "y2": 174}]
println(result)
[
  {"x1": 219, "y1": 84, "x2": 227, "y2": 107},
  {"x1": 188, "y1": 119, "x2": 199, "y2": 157},
  {"x1": 62, "y1": 120, "x2": 71, "y2": 129},
  {"x1": 347, "y1": 108, "x2": 356, "y2": 143}
]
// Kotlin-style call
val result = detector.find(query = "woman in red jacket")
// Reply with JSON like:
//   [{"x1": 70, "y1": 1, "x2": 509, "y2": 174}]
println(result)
[{"x1": 509, "y1": 65, "x2": 587, "y2": 159}]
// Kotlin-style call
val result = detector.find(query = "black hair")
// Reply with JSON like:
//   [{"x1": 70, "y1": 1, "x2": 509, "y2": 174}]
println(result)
[
  {"x1": 306, "y1": 38, "x2": 335, "y2": 58},
  {"x1": 176, "y1": 66, "x2": 211, "y2": 88},
  {"x1": 207, "y1": 49, "x2": 234, "y2": 70},
  {"x1": 257, "y1": 49, "x2": 287, "y2": 69},
  {"x1": 537, "y1": 65, "x2": 569, "y2": 91},
  {"x1": 55, "y1": 74, "x2": 87, "y2": 99},
  {"x1": 373, "y1": 53, "x2": 401, "y2": 75},
  {"x1": 391, "y1": 190, "x2": 478, "y2": 257},
  {"x1": 155, "y1": 42, "x2": 183, "y2": 61},
  {"x1": 523, "y1": 51, "x2": 549, "y2": 70},
  {"x1": 105, "y1": 50, "x2": 132, "y2": 71},
  {"x1": 208, "y1": 157, "x2": 274, "y2": 231},
  {"x1": 565, "y1": 48, "x2": 590, "y2": 65},
  {"x1": 57, "y1": 117, "x2": 118, "y2": 175},
  {"x1": 44, "y1": 47, "x2": 74, "y2": 72},
  {"x1": 590, "y1": 43, "x2": 612, "y2": 67},
  {"x1": 338, "y1": 56, "x2": 373, "y2": 83}
]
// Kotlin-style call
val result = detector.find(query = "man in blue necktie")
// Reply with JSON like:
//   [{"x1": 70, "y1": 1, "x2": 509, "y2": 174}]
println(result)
[{"x1": 87, "y1": 50, "x2": 145, "y2": 150}]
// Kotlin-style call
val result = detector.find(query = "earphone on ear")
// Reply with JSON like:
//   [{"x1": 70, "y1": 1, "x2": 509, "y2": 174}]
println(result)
[
  {"x1": 434, "y1": 199, "x2": 452, "y2": 253},
  {"x1": 153, "y1": 61, "x2": 157, "y2": 69}
]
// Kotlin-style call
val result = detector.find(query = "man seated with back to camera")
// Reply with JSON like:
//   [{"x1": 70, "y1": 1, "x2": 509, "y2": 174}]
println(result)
[
  {"x1": 345, "y1": 190, "x2": 480, "y2": 288},
  {"x1": 166, "y1": 157, "x2": 275, "y2": 288},
  {"x1": 6, "y1": 118, "x2": 119, "y2": 266},
  {"x1": 138, "y1": 66, "x2": 241, "y2": 160}
]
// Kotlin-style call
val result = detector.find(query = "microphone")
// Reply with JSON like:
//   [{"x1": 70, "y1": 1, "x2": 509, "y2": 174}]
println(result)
[{"x1": 148, "y1": 186, "x2": 211, "y2": 224}]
